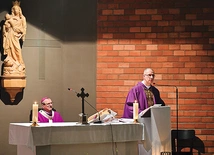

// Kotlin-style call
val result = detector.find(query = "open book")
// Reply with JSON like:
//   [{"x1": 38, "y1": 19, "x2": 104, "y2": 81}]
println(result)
[
  {"x1": 139, "y1": 104, "x2": 162, "y2": 117},
  {"x1": 88, "y1": 108, "x2": 117, "y2": 123}
]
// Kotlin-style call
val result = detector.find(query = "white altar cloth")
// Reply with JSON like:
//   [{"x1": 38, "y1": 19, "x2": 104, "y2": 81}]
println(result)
[
  {"x1": 9, "y1": 122, "x2": 145, "y2": 155},
  {"x1": 9, "y1": 106, "x2": 171, "y2": 155}
]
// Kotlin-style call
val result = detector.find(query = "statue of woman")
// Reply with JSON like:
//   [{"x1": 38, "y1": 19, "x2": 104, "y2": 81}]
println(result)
[{"x1": 2, "y1": 1, "x2": 27, "y2": 76}]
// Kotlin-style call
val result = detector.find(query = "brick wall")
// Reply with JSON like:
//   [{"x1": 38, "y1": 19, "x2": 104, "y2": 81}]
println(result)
[{"x1": 97, "y1": 0, "x2": 214, "y2": 154}]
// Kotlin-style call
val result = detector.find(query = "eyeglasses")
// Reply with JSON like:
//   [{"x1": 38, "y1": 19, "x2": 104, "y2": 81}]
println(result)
[
  {"x1": 43, "y1": 102, "x2": 53, "y2": 106},
  {"x1": 145, "y1": 74, "x2": 155, "y2": 77}
]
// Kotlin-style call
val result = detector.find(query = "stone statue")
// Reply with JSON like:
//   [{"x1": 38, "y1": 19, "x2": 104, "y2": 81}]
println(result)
[{"x1": 2, "y1": 0, "x2": 27, "y2": 76}]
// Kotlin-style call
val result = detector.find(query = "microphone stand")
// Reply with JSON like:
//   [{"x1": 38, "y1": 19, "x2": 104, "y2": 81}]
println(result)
[
  {"x1": 68, "y1": 88, "x2": 102, "y2": 124},
  {"x1": 153, "y1": 83, "x2": 179, "y2": 154}
]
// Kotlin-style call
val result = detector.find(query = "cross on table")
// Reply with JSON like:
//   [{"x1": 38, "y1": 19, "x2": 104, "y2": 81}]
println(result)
[{"x1": 77, "y1": 88, "x2": 89, "y2": 124}]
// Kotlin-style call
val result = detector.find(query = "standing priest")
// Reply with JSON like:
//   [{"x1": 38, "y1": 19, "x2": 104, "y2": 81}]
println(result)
[{"x1": 122, "y1": 68, "x2": 165, "y2": 118}]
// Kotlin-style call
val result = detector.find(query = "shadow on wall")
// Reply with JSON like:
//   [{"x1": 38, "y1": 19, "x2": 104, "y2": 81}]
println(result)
[
  {"x1": 0, "y1": 0, "x2": 97, "y2": 42},
  {"x1": 0, "y1": 0, "x2": 97, "y2": 105},
  {"x1": 172, "y1": 134, "x2": 205, "y2": 155},
  {"x1": 0, "y1": 88, "x2": 24, "y2": 105},
  {"x1": 171, "y1": 129, "x2": 205, "y2": 155},
  {"x1": 0, "y1": 0, "x2": 85, "y2": 105},
  {"x1": 193, "y1": 136, "x2": 205, "y2": 154}
]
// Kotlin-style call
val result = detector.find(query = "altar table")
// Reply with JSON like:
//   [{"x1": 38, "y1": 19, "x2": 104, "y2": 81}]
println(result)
[
  {"x1": 9, "y1": 106, "x2": 171, "y2": 155},
  {"x1": 9, "y1": 122, "x2": 145, "y2": 155}
]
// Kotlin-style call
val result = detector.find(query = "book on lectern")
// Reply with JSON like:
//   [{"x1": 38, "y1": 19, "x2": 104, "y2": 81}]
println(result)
[{"x1": 139, "y1": 104, "x2": 162, "y2": 117}]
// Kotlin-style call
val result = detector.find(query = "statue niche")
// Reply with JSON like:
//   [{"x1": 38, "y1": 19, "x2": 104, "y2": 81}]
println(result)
[{"x1": 1, "y1": 0, "x2": 27, "y2": 103}]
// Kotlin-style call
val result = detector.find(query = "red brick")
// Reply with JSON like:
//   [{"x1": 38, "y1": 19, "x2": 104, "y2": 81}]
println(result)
[
  {"x1": 175, "y1": 26, "x2": 185, "y2": 32},
  {"x1": 118, "y1": 28, "x2": 129, "y2": 33},
  {"x1": 141, "y1": 27, "x2": 151, "y2": 32},
  {"x1": 129, "y1": 51, "x2": 141, "y2": 56},
  {"x1": 185, "y1": 14, "x2": 196, "y2": 20},
  {"x1": 180, "y1": 45, "x2": 192, "y2": 50},
  {"x1": 97, "y1": 2, "x2": 214, "y2": 154},
  {"x1": 191, "y1": 32, "x2": 203, "y2": 37},
  {"x1": 97, "y1": 4, "x2": 108, "y2": 9},
  {"x1": 130, "y1": 39, "x2": 141, "y2": 44},
  {"x1": 163, "y1": 27, "x2": 174, "y2": 32},
  {"x1": 135, "y1": 33, "x2": 146, "y2": 38},
  {"x1": 108, "y1": 4, "x2": 119, "y2": 9},
  {"x1": 102, "y1": 10, "x2": 113, "y2": 15},
  {"x1": 146, "y1": 21, "x2": 157, "y2": 26},
  {"x1": 147, "y1": 9, "x2": 157, "y2": 14},
  {"x1": 118, "y1": 39, "x2": 130, "y2": 44},
  {"x1": 102, "y1": 33, "x2": 113, "y2": 38},
  {"x1": 113, "y1": 45, "x2": 124, "y2": 50},
  {"x1": 151, "y1": 15, "x2": 162, "y2": 20},
  {"x1": 98, "y1": 16, "x2": 108, "y2": 21},
  {"x1": 108, "y1": 27, "x2": 119, "y2": 32},
  {"x1": 140, "y1": 39, "x2": 152, "y2": 44},
  {"x1": 108, "y1": 15, "x2": 119, "y2": 21},
  {"x1": 107, "y1": 39, "x2": 118, "y2": 44},
  {"x1": 207, "y1": 74, "x2": 214, "y2": 80},
  {"x1": 146, "y1": 45, "x2": 157, "y2": 50},
  {"x1": 192, "y1": 20, "x2": 203, "y2": 26},
  {"x1": 102, "y1": 45, "x2": 113, "y2": 50},
  {"x1": 130, "y1": 27, "x2": 141, "y2": 32},
  {"x1": 135, "y1": 9, "x2": 146, "y2": 15},
  {"x1": 193, "y1": 45, "x2": 204, "y2": 50},
  {"x1": 119, "y1": 3, "x2": 130, "y2": 9},
  {"x1": 169, "y1": 9, "x2": 180, "y2": 14},
  {"x1": 124, "y1": 45, "x2": 135, "y2": 50},
  {"x1": 113, "y1": 9, "x2": 124, "y2": 15},
  {"x1": 118, "y1": 51, "x2": 129, "y2": 56},
  {"x1": 180, "y1": 32, "x2": 191, "y2": 38},
  {"x1": 129, "y1": 15, "x2": 140, "y2": 20},
  {"x1": 157, "y1": 33, "x2": 168, "y2": 38},
  {"x1": 136, "y1": 21, "x2": 146, "y2": 26},
  {"x1": 174, "y1": 50, "x2": 185, "y2": 56},
  {"x1": 180, "y1": 20, "x2": 191, "y2": 26}
]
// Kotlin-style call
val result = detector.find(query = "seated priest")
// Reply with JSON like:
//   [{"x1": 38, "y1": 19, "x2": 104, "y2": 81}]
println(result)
[{"x1": 38, "y1": 97, "x2": 64, "y2": 123}]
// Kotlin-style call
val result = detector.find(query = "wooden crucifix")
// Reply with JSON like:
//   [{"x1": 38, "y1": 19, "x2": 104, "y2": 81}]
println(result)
[{"x1": 77, "y1": 88, "x2": 89, "y2": 124}]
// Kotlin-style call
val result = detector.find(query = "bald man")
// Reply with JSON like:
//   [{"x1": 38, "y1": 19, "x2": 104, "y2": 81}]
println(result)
[{"x1": 122, "y1": 68, "x2": 165, "y2": 118}]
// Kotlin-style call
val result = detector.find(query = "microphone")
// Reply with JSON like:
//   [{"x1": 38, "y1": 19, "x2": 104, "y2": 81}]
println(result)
[
  {"x1": 153, "y1": 83, "x2": 178, "y2": 109},
  {"x1": 68, "y1": 88, "x2": 102, "y2": 123},
  {"x1": 153, "y1": 83, "x2": 178, "y2": 89}
]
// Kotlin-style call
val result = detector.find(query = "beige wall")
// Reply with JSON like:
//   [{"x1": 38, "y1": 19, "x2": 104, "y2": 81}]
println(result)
[{"x1": 0, "y1": 1, "x2": 97, "y2": 154}]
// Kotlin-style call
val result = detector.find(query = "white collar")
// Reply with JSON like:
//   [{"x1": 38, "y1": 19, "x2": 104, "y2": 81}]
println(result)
[
  {"x1": 39, "y1": 110, "x2": 54, "y2": 120},
  {"x1": 142, "y1": 81, "x2": 151, "y2": 89}
]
